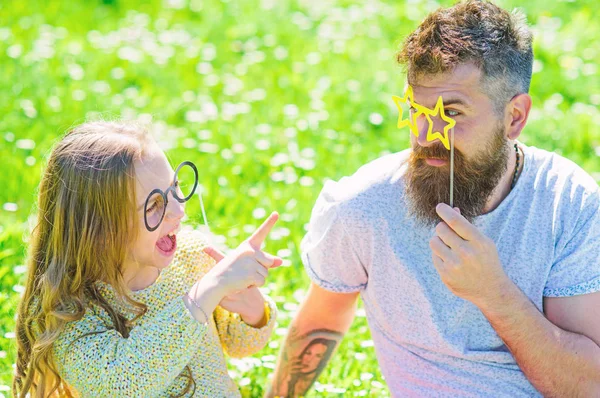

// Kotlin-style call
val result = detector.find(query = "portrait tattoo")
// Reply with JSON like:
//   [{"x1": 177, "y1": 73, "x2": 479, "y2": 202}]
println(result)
[{"x1": 273, "y1": 328, "x2": 343, "y2": 397}]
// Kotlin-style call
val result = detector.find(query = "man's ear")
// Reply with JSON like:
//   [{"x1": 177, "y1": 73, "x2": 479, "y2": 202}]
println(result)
[{"x1": 505, "y1": 93, "x2": 532, "y2": 141}]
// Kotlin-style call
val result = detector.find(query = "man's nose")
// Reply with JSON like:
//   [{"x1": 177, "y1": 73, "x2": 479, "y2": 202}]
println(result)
[
  {"x1": 415, "y1": 113, "x2": 435, "y2": 147},
  {"x1": 415, "y1": 113, "x2": 446, "y2": 147}
]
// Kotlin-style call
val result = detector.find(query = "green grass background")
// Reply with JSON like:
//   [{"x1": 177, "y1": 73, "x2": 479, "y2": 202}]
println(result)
[{"x1": 0, "y1": 0, "x2": 599, "y2": 396}]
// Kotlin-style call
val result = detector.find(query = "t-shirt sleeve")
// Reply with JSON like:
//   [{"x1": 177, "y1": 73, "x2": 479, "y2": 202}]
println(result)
[
  {"x1": 544, "y1": 191, "x2": 600, "y2": 297},
  {"x1": 300, "y1": 182, "x2": 369, "y2": 293}
]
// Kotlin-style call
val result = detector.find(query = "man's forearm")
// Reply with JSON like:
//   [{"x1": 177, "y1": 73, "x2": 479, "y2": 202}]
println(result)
[
  {"x1": 267, "y1": 326, "x2": 344, "y2": 397},
  {"x1": 478, "y1": 281, "x2": 600, "y2": 397},
  {"x1": 267, "y1": 284, "x2": 358, "y2": 397}
]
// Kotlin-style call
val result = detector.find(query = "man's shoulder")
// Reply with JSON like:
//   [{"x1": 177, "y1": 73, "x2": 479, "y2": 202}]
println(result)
[
  {"x1": 318, "y1": 150, "x2": 409, "y2": 209},
  {"x1": 526, "y1": 145, "x2": 599, "y2": 199}
]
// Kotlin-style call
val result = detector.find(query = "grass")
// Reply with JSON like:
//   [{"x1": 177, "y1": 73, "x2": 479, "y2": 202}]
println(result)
[{"x1": 0, "y1": 0, "x2": 599, "y2": 396}]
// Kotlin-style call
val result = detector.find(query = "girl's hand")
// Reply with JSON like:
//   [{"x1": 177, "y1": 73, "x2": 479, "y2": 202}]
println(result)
[
  {"x1": 220, "y1": 287, "x2": 266, "y2": 327},
  {"x1": 202, "y1": 244, "x2": 269, "y2": 326},
  {"x1": 203, "y1": 212, "x2": 282, "y2": 298}
]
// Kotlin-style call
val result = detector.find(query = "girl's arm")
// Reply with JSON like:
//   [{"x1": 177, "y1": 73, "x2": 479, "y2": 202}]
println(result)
[
  {"x1": 53, "y1": 295, "x2": 213, "y2": 397},
  {"x1": 213, "y1": 294, "x2": 278, "y2": 358},
  {"x1": 178, "y1": 228, "x2": 280, "y2": 358}
]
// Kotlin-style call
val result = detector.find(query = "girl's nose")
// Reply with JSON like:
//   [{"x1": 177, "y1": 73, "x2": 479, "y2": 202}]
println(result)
[{"x1": 165, "y1": 193, "x2": 185, "y2": 221}]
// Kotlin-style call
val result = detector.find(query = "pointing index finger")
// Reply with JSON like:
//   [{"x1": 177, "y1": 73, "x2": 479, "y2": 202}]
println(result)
[{"x1": 248, "y1": 212, "x2": 279, "y2": 249}]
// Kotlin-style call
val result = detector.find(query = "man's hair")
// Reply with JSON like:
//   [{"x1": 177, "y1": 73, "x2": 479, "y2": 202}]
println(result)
[{"x1": 397, "y1": 0, "x2": 533, "y2": 114}]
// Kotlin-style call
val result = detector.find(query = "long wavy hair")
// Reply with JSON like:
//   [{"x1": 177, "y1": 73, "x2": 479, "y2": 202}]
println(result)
[{"x1": 13, "y1": 121, "x2": 195, "y2": 397}]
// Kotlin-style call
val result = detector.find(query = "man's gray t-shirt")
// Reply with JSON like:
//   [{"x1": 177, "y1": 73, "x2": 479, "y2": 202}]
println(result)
[{"x1": 301, "y1": 144, "x2": 600, "y2": 397}]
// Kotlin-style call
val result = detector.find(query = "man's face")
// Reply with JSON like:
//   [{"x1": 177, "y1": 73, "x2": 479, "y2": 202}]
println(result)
[{"x1": 404, "y1": 62, "x2": 511, "y2": 226}]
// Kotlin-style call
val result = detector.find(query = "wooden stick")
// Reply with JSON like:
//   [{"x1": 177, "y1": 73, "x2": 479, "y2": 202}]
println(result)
[{"x1": 450, "y1": 127, "x2": 454, "y2": 208}]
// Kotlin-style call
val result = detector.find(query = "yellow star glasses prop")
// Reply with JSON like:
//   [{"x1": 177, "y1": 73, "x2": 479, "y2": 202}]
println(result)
[
  {"x1": 391, "y1": 85, "x2": 456, "y2": 150},
  {"x1": 392, "y1": 85, "x2": 457, "y2": 207}
]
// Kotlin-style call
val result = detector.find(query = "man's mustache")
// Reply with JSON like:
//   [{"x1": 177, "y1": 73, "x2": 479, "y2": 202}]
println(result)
[{"x1": 412, "y1": 144, "x2": 458, "y2": 161}]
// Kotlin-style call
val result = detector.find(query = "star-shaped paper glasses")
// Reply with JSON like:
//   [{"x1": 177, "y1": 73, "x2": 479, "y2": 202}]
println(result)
[
  {"x1": 392, "y1": 85, "x2": 458, "y2": 206},
  {"x1": 392, "y1": 85, "x2": 456, "y2": 150}
]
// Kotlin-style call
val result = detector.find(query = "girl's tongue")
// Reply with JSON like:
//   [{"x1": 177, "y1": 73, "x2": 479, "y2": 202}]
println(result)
[{"x1": 156, "y1": 234, "x2": 176, "y2": 254}]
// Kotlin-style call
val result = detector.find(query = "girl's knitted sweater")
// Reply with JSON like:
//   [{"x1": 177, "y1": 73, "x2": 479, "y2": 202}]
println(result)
[{"x1": 53, "y1": 230, "x2": 277, "y2": 397}]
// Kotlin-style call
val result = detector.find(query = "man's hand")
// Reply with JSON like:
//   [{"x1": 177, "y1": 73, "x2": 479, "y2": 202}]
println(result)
[
  {"x1": 430, "y1": 203, "x2": 600, "y2": 396},
  {"x1": 429, "y1": 202, "x2": 513, "y2": 307}
]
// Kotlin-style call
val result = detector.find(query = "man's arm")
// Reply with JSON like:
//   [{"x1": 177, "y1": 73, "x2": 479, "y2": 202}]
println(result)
[
  {"x1": 432, "y1": 203, "x2": 600, "y2": 397},
  {"x1": 266, "y1": 282, "x2": 359, "y2": 398},
  {"x1": 479, "y1": 284, "x2": 600, "y2": 397}
]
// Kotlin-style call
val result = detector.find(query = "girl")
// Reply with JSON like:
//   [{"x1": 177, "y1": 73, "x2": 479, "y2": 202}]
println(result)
[{"x1": 13, "y1": 121, "x2": 281, "y2": 397}]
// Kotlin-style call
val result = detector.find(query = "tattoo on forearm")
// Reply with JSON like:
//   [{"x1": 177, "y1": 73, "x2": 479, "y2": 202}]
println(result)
[{"x1": 271, "y1": 327, "x2": 343, "y2": 397}]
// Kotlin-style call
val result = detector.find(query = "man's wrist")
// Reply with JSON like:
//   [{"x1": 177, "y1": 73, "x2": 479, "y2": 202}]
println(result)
[{"x1": 474, "y1": 278, "x2": 521, "y2": 314}]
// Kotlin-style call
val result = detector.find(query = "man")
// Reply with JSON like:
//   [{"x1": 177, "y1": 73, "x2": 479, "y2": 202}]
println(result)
[{"x1": 268, "y1": 1, "x2": 600, "y2": 396}]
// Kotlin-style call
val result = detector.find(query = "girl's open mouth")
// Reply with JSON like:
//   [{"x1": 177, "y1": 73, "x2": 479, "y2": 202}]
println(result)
[{"x1": 156, "y1": 232, "x2": 177, "y2": 256}]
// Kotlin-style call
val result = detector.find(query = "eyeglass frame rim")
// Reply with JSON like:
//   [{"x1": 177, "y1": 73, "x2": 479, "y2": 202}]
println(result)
[{"x1": 143, "y1": 160, "x2": 199, "y2": 232}]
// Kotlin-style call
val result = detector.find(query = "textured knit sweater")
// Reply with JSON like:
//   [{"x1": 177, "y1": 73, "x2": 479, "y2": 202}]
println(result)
[{"x1": 53, "y1": 230, "x2": 277, "y2": 397}]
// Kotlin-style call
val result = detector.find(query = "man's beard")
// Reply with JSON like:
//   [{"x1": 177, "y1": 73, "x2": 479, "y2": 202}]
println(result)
[{"x1": 405, "y1": 123, "x2": 510, "y2": 227}]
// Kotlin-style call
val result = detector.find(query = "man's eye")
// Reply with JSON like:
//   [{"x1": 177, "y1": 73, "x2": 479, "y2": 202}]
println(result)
[{"x1": 447, "y1": 109, "x2": 460, "y2": 117}]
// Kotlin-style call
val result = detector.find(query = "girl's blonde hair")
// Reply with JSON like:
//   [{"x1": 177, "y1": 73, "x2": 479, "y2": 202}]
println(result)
[{"x1": 13, "y1": 121, "x2": 195, "y2": 397}]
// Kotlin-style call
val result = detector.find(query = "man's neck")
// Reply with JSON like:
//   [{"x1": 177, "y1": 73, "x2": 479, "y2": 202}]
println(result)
[{"x1": 483, "y1": 143, "x2": 522, "y2": 214}]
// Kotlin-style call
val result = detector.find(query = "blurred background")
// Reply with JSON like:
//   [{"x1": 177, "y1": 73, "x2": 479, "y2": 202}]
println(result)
[{"x1": 0, "y1": 0, "x2": 598, "y2": 396}]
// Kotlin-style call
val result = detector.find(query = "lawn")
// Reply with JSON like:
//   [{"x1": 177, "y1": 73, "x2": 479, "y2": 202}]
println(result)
[{"x1": 0, "y1": 0, "x2": 598, "y2": 396}]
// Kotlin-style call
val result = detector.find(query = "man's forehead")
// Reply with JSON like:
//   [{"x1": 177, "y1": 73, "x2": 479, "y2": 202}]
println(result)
[{"x1": 407, "y1": 63, "x2": 484, "y2": 106}]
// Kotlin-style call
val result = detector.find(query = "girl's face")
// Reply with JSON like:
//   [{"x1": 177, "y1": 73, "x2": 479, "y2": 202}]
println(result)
[{"x1": 124, "y1": 144, "x2": 185, "y2": 288}]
